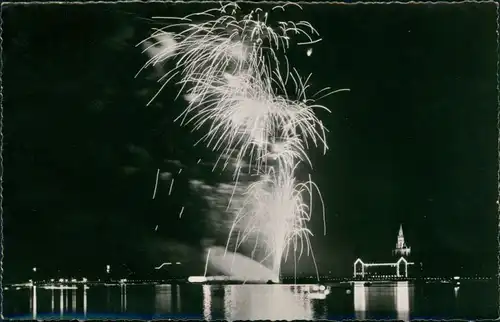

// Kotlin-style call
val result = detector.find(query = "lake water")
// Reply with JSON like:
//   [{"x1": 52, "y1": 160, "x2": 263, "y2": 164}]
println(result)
[{"x1": 3, "y1": 281, "x2": 498, "y2": 320}]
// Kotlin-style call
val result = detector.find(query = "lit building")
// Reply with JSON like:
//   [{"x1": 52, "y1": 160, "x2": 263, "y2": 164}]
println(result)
[
  {"x1": 393, "y1": 224, "x2": 411, "y2": 257},
  {"x1": 353, "y1": 224, "x2": 415, "y2": 279}
]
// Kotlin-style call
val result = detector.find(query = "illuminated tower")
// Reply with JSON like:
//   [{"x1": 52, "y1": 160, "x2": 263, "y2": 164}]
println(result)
[{"x1": 393, "y1": 224, "x2": 411, "y2": 257}]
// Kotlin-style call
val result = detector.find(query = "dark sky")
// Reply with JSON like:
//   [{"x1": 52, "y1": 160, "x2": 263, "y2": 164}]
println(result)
[{"x1": 2, "y1": 2, "x2": 498, "y2": 282}]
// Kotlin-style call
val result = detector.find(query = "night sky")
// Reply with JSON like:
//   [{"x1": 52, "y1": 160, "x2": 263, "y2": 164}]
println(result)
[{"x1": 2, "y1": 2, "x2": 498, "y2": 282}]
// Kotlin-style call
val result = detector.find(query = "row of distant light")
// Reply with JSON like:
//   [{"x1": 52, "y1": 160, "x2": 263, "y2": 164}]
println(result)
[
  {"x1": 29, "y1": 278, "x2": 89, "y2": 283},
  {"x1": 423, "y1": 277, "x2": 491, "y2": 280},
  {"x1": 283, "y1": 276, "x2": 492, "y2": 280},
  {"x1": 30, "y1": 275, "x2": 184, "y2": 283},
  {"x1": 25, "y1": 277, "x2": 189, "y2": 286},
  {"x1": 31, "y1": 262, "x2": 182, "y2": 274},
  {"x1": 354, "y1": 275, "x2": 408, "y2": 277}
]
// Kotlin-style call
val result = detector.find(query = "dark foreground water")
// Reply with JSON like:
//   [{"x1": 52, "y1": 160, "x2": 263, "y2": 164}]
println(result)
[{"x1": 4, "y1": 281, "x2": 498, "y2": 320}]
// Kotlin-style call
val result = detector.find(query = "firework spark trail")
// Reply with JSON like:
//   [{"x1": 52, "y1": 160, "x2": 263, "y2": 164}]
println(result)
[
  {"x1": 224, "y1": 162, "x2": 325, "y2": 280},
  {"x1": 168, "y1": 178, "x2": 175, "y2": 196},
  {"x1": 137, "y1": 3, "x2": 340, "y2": 179},
  {"x1": 152, "y1": 168, "x2": 160, "y2": 199},
  {"x1": 139, "y1": 2, "x2": 347, "y2": 282}
]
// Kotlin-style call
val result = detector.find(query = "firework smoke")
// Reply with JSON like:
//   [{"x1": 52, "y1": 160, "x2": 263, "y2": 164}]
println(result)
[{"x1": 139, "y1": 2, "x2": 348, "y2": 282}]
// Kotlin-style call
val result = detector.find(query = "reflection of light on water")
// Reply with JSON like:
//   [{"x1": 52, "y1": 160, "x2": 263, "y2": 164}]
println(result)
[
  {"x1": 32, "y1": 286, "x2": 37, "y2": 320},
  {"x1": 65, "y1": 286, "x2": 69, "y2": 309},
  {"x1": 29, "y1": 288, "x2": 32, "y2": 312},
  {"x1": 353, "y1": 282, "x2": 366, "y2": 320},
  {"x1": 322, "y1": 301, "x2": 328, "y2": 320},
  {"x1": 202, "y1": 285, "x2": 212, "y2": 321},
  {"x1": 27, "y1": 284, "x2": 91, "y2": 318},
  {"x1": 222, "y1": 285, "x2": 314, "y2": 321},
  {"x1": 224, "y1": 285, "x2": 232, "y2": 320},
  {"x1": 121, "y1": 285, "x2": 128, "y2": 312},
  {"x1": 59, "y1": 287, "x2": 64, "y2": 318},
  {"x1": 51, "y1": 289, "x2": 55, "y2": 313},
  {"x1": 395, "y1": 281, "x2": 410, "y2": 321},
  {"x1": 72, "y1": 288, "x2": 77, "y2": 313},
  {"x1": 155, "y1": 285, "x2": 173, "y2": 314},
  {"x1": 83, "y1": 288, "x2": 87, "y2": 318},
  {"x1": 454, "y1": 286, "x2": 459, "y2": 298},
  {"x1": 176, "y1": 285, "x2": 181, "y2": 312},
  {"x1": 353, "y1": 282, "x2": 412, "y2": 320}
]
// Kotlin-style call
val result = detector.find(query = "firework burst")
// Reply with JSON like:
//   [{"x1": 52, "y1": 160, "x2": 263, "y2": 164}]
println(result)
[{"x1": 139, "y1": 2, "x2": 348, "y2": 282}]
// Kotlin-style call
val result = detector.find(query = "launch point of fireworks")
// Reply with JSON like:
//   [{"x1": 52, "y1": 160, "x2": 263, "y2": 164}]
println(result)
[
  {"x1": 225, "y1": 163, "x2": 325, "y2": 279},
  {"x1": 139, "y1": 2, "x2": 348, "y2": 282}
]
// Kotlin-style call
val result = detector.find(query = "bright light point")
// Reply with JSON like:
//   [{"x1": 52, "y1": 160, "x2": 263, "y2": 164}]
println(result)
[
  {"x1": 308, "y1": 293, "x2": 326, "y2": 300},
  {"x1": 32, "y1": 267, "x2": 37, "y2": 272},
  {"x1": 175, "y1": 262, "x2": 181, "y2": 265},
  {"x1": 319, "y1": 285, "x2": 326, "y2": 291},
  {"x1": 306, "y1": 48, "x2": 313, "y2": 56},
  {"x1": 188, "y1": 276, "x2": 208, "y2": 283}
]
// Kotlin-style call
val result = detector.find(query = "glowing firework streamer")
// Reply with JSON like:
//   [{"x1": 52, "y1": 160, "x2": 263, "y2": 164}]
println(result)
[
  {"x1": 137, "y1": 2, "x2": 337, "y2": 178},
  {"x1": 225, "y1": 162, "x2": 325, "y2": 280},
  {"x1": 139, "y1": 2, "x2": 347, "y2": 282}
]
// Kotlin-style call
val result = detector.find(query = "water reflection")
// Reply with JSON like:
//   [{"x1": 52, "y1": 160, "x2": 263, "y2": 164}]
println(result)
[
  {"x1": 202, "y1": 285, "x2": 212, "y2": 320},
  {"x1": 65, "y1": 287, "x2": 68, "y2": 309},
  {"x1": 71, "y1": 288, "x2": 76, "y2": 313},
  {"x1": 203, "y1": 284, "x2": 317, "y2": 321},
  {"x1": 83, "y1": 287, "x2": 87, "y2": 317},
  {"x1": 31, "y1": 286, "x2": 37, "y2": 320},
  {"x1": 395, "y1": 281, "x2": 410, "y2": 321},
  {"x1": 51, "y1": 289, "x2": 54, "y2": 313},
  {"x1": 46, "y1": 285, "x2": 89, "y2": 318},
  {"x1": 5, "y1": 281, "x2": 494, "y2": 320},
  {"x1": 353, "y1": 283, "x2": 366, "y2": 320},
  {"x1": 176, "y1": 285, "x2": 181, "y2": 312},
  {"x1": 120, "y1": 285, "x2": 127, "y2": 312},
  {"x1": 59, "y1": 288, "x2": 63, "y2": 318},
  {"x1": 353, "y1": 281, "x2": 413, "y2": 321},
  {"x1": 155, "y1": 284, "x2": 173, "y2": 314}
]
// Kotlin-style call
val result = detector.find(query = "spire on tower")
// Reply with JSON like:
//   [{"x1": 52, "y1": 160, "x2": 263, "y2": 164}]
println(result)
[{"x1": 393, "y1": 224, "x2": 411, "y2": 257}]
